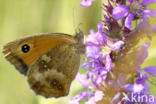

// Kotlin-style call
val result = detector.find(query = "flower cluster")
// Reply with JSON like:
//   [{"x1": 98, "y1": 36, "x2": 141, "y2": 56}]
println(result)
[
  {"x1": 70, "y1": 0, "x2": 156, "y2": 104},
  {"x1": 112, "y1": 0, "x2": 156, "y2": 30}
]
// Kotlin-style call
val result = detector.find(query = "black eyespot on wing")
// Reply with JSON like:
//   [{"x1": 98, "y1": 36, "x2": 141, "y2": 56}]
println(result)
[{"x1": 21, "y1": 44, "x2": 30, "y2": 53}]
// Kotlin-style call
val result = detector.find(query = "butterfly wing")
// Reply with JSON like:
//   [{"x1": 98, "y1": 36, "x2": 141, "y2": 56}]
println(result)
[
  {"x1": 27, "y1": 43, "x2": 81, "y2": 98},
  {"x1": 2, "y1": 33, "x2": 77, "y2": 75}
]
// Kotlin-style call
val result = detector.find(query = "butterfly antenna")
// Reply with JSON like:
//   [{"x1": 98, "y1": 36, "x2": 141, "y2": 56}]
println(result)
[
  {"x1": 72, "y1": 7, "x2": 76, "y2": 33},
  {"x1": 72, "y1": 5, "x2": 83, "y2": 34}
]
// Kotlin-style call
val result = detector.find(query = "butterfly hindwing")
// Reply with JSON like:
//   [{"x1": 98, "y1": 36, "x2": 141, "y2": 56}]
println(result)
[{"x1": 27, "y1": 43, "x2": 81, "y2": 98}]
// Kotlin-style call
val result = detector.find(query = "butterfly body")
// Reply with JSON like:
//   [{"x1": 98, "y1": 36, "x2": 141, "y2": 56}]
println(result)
[{"x1": 2, "y1": 31, "x2": 85, "y2": 98}]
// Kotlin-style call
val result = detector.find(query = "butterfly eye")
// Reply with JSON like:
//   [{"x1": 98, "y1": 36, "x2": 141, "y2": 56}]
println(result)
[{"x1": 21, "y1": 44, "x2": 30, "y2": 53}]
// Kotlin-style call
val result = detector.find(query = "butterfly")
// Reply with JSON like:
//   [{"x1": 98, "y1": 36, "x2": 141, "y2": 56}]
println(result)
[{"x1": 2, "y1": 30, "x2": 85, "y2": 98}]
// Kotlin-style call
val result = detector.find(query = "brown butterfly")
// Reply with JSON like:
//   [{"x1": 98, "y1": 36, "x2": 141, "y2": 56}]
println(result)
[{"x1": 2, "y1": 30, "x2": 85, "y2": 98}]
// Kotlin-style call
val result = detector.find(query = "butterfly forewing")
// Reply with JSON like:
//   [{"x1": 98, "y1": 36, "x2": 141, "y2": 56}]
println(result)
[{"x1": 2, "y1": 33, "x2": 77, "y2": 75}]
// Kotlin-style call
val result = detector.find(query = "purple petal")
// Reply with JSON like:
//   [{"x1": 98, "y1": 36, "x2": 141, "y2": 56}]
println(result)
[
  {"x1": 94, "y1": 90, "x2": 104, "y2": 102},
  {"x1": 80, "y1": 0, "x2": 95, "y2": 7},
  {"x1": 143, "y1": 9, "x2": 156, "y2": 17},
  {"x1": 125, "y1": 13, "x2": 135, "y2": 29},
  {"x1": 142, "y1": 0, "x2": 156, "y2": 6},
  {"x1": 86, "y1": 46, "x2": 100, "y2": 59},
  {"x1": 135, "y1": 43, "x2": 150, "y2": 66},
  {"x1": 143, "y1": 83, "x2": 149, "y2": 93},
  {"x1": 105, "y1": 54, "x2": 112, "y2": 71},
  {"x1": 136, "y1": 74, "x2": 148, "y2": 84},
  {"x1": 76, "y1": 72, "x2": 90, "y2": 89},
  {"x1": 126, "y1": 84, "x2": 144, "y2": 93},
  {"x1": 86, "y1": 33, "x2": 104, "y2": 46},
  {"x1": 112, "y1": 5, "x2": 130, "y2": 19},
  {"x1": 85, "y1": 96, "x2": 96, "y2": 104},
  {"x1": 81, "y1": 62, "x2": 92, "y2": 68},
  {"x1": 97, "y1": 23, "x2": 107, "y2": 45},
  {"x1": 87, "y1": 71, "x2": 95, "y2": 84},
  {"x1": 110, "y1": 40, "x2": 124, "y2": 51},
  {"x1": 111, "y1": 93, "x2": 121, "y2": 104},
  {"x1": 85, "y1": 29, "x2": 98, "y2": 44},
  {"x1": 128, "y1": 0, "x2": 133, "y2": 3},
  {"x1": 144, "y1": 66, "x2": 156, "y2": 75},
  {"x1": 69, "y1": 91, "x2": 89, "y2": 104},
  {"x1": 95, "y1": 72, "x2": 107, "y2": 85},
  {"x1": 85, "y1": 23, "x2": 107, "y2": 46},
  {"x1": 126, "y1": 82, "x2": 149, "y2": 93},
  {"x1": 133, "y1": 84, "x2": 144, "y2": 93},
  {"x1": 97, "y1": 23, "x2": 103, "y2": 33},
  {"x1": 94, "y1": 76, "x2": 102, "y2": 85}
]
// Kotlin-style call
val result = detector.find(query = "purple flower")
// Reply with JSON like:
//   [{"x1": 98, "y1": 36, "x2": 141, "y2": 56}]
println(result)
[
  {"x1": 122, "y1": 65, "x2": 156, "y2": 103},
  {"x1": 80, "y1": 0, "x2": 95, "y2": 7},
  {"x1": 112, "y1": 0, "x2": 156, "y2": 29},
  {"x1": 85, "y1": 96, "x2": 95, "y2": 104},
  {"x1": 84, "y1": 23, "x2": 124, "y2": 85},
  {"x1": 75, "y1": 72, "x2": 91, "y2": 89},
  {"x1": 144, "y1": 66, "x2": 156, "y2": 75},
  {"x1": 69, "y1": 91, "x2": 89, "y2": 104},
  {"x1": 85, "y1": 23, "x2": 107, "y2": 46},
  {"x1": 126, "y1": 83, "x2": 147, "y2": 94},
  {"x1": 126, "y1": 66, "x2": 154, "y2": 95},
  {"x1": 70, "y1": 73, "x2": 104, "y2": 104},
  {"x1": 85, "y1": 90, "x2": 104, "y2": 104},
  {"x1": 112, "y1": 5, "x2": 130, "y2": 19}
]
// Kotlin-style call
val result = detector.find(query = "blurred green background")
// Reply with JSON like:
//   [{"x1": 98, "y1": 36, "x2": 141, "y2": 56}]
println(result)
[{"x1": 0, "y1": 0, "x2": 155, "y2": 104}]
